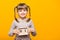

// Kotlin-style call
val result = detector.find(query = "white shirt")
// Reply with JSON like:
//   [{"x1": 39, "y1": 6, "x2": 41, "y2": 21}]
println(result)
[{"x1": 8, "y1": 18, "x2": 35, "y2": 36}]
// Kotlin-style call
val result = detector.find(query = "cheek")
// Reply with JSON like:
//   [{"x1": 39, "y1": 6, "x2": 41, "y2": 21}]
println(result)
[
  {"x1": 24, "y1": 11, "x2": 27, "y2": 14},
  {"x1": 18, "y1": 12, "x2": 22, "y2": 14},
  {"x1": 18, "y1": 11, "x2": 27, "y2": 15},
  {"x1": 18, "y1": 12, "x2": 27, "y2": 17}
]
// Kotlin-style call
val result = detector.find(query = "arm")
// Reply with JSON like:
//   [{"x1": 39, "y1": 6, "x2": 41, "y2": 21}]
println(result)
[
  {"x1": 8, "y1": 20, "x2": 16, "y2": 36},
  {"x1": 29, "y1": 20, "x2": 37, "y2": 36}
]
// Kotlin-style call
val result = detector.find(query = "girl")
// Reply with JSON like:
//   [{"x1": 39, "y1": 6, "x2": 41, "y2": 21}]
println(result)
[{"x1": 8, "y1": 3, "x2": 36, "y2": 40}]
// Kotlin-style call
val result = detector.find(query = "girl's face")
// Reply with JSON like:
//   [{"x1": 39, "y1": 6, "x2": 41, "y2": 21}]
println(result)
[{"x1": 18, "y1": 9, "x2": 27, "y2": 18}]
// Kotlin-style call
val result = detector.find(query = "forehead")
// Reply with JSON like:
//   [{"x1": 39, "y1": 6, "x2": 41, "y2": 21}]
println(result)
[
  {"x1": 18, "y1": 8, "x2": 26, "y2": 10},
  {"x1": 17, "y1": 5, "x2": 28, "y2": 11},
  {"x1": 17, "y1": 8, "x2": 28, "y2": 12}
]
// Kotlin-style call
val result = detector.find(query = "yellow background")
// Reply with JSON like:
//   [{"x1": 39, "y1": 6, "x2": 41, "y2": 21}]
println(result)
[{"x1": 0, "y1": 0, "x2": 60, "y2": 40}]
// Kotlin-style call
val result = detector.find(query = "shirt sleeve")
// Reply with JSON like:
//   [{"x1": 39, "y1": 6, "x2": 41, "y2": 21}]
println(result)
[
  {"x1": 29, "y1": 20, "x2": 37, "y2": 36},
  {"x1": 8, "y1": 20, "x2": 16, "y2": 36}
]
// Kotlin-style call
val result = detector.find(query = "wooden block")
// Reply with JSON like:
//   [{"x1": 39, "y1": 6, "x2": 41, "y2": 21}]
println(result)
[{"x1": 18, "y1": 28, "x2": 29, "y2": 35}]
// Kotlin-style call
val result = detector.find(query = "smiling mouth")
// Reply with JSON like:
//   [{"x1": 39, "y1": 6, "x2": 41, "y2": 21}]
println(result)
[{"x1": 21, "y1": 13, "x2": 25, "y2": 15}]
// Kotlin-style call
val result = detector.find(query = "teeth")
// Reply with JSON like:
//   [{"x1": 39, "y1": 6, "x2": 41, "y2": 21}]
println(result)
[{"x1": 21, "y1": 14, "x2": 25, "y2": 15}]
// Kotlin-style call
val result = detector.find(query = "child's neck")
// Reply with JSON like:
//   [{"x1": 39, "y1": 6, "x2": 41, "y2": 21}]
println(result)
[{"x1": 19, "y1": 17, "x2": 26, "y2": 20}]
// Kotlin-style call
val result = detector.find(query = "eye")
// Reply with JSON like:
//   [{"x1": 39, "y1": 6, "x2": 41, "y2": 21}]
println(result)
[
  {"x1": 19, "y1": 10, "x2": 22, "y2": 12},
  {"x1": 23, "y1": 9, "x2": 26, "y2": 11}
]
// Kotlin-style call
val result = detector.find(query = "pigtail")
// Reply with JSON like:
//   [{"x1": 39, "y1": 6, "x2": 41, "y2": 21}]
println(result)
[
  {"x1": 26, "y1": 6, "x2": 31, "y2": 22},
  {"x1": 14, "y1": 6, "x2": 19, "y2": 23}
]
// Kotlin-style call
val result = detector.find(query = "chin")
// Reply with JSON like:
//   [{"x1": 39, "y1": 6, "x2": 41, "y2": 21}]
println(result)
[{"x1": 20, "y1": 16, "x2": 26, "y2": 18}]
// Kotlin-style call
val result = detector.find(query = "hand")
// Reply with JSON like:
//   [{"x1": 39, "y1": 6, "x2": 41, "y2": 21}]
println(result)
[
  {"x1": 27, "y1": 28, "x2": 31, "y2": 33},
  {"x1": 13, "y1": 29, "x2": 20, "y2": 34},
  {"x1": 30, "y1": 28, "x2": 35, "y2": 32},
  {"x1": 27, "y1": 27, "x2": 35, "y2": 33}
]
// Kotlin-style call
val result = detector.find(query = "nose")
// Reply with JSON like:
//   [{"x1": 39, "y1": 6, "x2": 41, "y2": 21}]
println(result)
[{"x1": 22, "y1": 10, "x2": 24, "y2": 12}]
